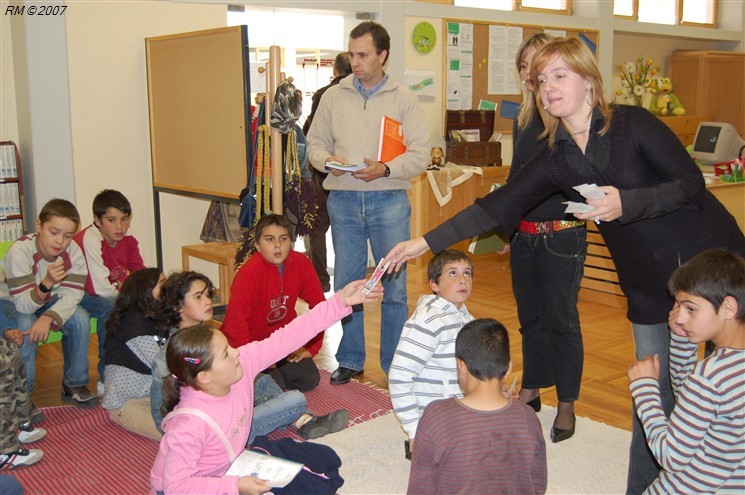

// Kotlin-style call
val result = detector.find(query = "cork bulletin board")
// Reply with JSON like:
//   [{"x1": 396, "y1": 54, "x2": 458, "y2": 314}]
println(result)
[
  {"x1": 146, "y1": 26, "x2": 252, "y2": 200},
  {"x1": 443, "y1": 20, "x2": 599, "y2": 134}
]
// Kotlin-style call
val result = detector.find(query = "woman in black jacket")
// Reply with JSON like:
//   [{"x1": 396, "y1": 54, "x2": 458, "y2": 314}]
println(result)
[{"x1": 386, "y1": 37, "x2": 744, "y2": 495}]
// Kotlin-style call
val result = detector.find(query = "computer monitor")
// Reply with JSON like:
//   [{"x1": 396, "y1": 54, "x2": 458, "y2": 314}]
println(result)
[{"x1": 691, "y1": 122, "x2": 745, "y2": 164}]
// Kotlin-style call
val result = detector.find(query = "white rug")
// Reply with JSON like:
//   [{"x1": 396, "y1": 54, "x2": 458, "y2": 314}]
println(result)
[{"x1": 316, "y1": 406, "x2": 630, "y2": 495}]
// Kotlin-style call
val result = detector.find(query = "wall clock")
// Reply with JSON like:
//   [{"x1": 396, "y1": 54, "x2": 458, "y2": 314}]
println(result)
[{"x1": 412, "y1": 21, "x2": 436, "y2": 54}]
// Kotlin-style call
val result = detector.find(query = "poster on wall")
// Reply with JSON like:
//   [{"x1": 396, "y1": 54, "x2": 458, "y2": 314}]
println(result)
[
  {"x1": 445, "y1": 22, "x2": 473, "y2": 110},
  {"x1": 405, "y1": 70, "x2": 437, "y2": 97},
  {"x1": 487, "y1": 25, "x2": 523, "y2": 95}
]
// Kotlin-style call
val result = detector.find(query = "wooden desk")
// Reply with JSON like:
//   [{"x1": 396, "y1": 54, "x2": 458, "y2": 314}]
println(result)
[
  {"x1": 707, "y1": 178, "x2": 745, "y2": 232},
  {"x1": 408, "y1": 166, "x2": 510, "y2": 284},
  {"x1": 181, "y1": 242, "x2": 237, "y2": 306}
]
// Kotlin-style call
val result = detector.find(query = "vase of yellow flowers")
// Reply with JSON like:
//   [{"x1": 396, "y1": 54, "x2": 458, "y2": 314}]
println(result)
[{"x1": 616, "y1": 55, "x2": 660, "y2": 107}]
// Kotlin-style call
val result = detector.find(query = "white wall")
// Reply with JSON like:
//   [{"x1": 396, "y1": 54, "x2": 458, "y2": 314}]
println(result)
[
  {"x1": 1, "y1": 12, "x2": 19, "y2": 142},
  {"x1": 63, "y1": 1, "x2": 226, "y2": 275}
]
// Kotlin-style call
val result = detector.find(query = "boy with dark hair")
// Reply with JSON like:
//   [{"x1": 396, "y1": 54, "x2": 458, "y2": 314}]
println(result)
[
  {"x1": 389, "y1": 249, "x2": 474, "y2": 458},
  {"x1": 628, "y1": 249, "x2": 745, "y2": 494},
  {"x1": 1, "y1": 199, "x2": 96, "y2": 405},
  {"x1": 221, "y1": 214, "x2": 326, "y2": 391},
  {"x1": 74, "y1": 189, "x2": 146, "y2": 394},
  {"x1": 408, "y1": 318, "x2": 547, "y2": 495}
]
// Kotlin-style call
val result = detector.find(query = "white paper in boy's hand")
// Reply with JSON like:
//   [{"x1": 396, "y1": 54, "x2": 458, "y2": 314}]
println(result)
[
  {"x1": 363, "y1": 258, "x2": 391, "y2": 295},
  {"x1": 225, "y1": 450, "x2": 303, "y2": 488},
  {"x1": 563, "y1": 201, "x2": 597, "y2": 214},
  {"x1": 573, "y1": 183, "x2": 606, "y2": 200}
]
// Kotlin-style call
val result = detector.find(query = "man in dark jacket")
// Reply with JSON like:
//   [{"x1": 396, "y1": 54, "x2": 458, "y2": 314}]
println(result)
[{"x1": 302, "y1": 52, "x2": 351, "y2": 292}]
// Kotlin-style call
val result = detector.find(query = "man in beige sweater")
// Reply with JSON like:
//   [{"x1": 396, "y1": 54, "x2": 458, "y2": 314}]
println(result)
[{"x1": 306, "y1": 21, "x2": 430, "y2": 385}]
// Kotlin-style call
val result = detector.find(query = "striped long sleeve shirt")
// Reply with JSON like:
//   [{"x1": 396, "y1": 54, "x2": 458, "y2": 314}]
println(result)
[
  {"x1": 629, "y1": 334, "x2": 745, "y2": 494},
  {"x1": 388, "y1": 294, "x2": 473, "y2": 439},
  {"x1": 1, "y1": 234, "x2": 87, "y2": 326},
  {"x1": 408, "y1": 398, "x2": 547, "y2": 495}
]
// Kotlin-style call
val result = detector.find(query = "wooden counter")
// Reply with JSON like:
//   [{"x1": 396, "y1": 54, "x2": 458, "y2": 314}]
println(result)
[{"x1": 407, "y1": 166, "x2": 510, "y2": 284}]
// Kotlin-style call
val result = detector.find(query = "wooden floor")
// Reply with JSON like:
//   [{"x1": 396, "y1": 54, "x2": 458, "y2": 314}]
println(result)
[{"x1": 34, "y1": 255, "x2": 635, "y2": 431}]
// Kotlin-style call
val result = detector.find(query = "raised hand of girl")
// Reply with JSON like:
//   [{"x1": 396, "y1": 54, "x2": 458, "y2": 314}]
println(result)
[{"x1": 339, "y1": 279, "x2": 383, "y2": 307}]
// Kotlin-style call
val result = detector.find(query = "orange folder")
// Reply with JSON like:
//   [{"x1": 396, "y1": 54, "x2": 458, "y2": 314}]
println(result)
[{"x1": 377, "y1": 116, "x2": 407, "y2": 162}]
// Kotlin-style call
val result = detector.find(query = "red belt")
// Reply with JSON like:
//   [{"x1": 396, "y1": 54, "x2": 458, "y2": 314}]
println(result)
[{"x1": 518, "y1": 219, "x2": 586, "y2": 235}]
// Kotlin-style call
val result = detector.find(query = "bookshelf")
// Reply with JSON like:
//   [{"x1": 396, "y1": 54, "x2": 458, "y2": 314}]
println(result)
[{"x1": 0, "y1": 141, "x2": 25, "y2": 243}]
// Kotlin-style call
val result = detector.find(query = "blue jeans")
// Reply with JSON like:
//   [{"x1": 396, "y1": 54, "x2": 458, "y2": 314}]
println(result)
[
  {"x1": 79, "y1": 294, "x2": 115, "y2": 381},
  {"x1": 248, "y1": 374, "x2": 306, "y2": 444},
  {"x1": 150, "y1": 344, "x2": 168, "y2": 434},
  {"x1": 15, "y1": 298, "x2": 90, "y2": 394},
  {"x1": 327, "y1": 190, "x2": 410, "y2": 373},
  {"x1": 0, "y1": 474, "x2": 24, "y2": 495},
  {"x1": 510, "y1": 227, "x2": 586, "y2": 401},
  {"x1": 1, "y1": 299, "x2": 17, "y2": 332},
  {"x1": 626, "y1": 321, "x2": 675, "y2": 495}
]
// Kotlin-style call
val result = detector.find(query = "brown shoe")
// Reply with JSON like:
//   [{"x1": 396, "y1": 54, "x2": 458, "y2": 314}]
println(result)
[{"x1": 61, "y1": 382, "x2": 97, "y2": 407}]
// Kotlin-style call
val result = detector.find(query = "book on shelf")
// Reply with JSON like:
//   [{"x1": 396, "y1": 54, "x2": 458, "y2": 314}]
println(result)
[
  {"x1": 224, "y1": 449, "x2": 303, "y2": 488},
  {"x1": 377, "y1": 116, "x2": 406, "y2": 163},
  {"x1": 0, "y1": 143, "x2": 18, "y2": 179}
]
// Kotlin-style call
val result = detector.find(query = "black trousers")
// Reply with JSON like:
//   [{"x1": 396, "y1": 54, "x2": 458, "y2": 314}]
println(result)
[
  {"x1": 308, "y1": 170, "x2": 331, "y2": 292},
  {"x1": 510, "y1": 226, "x2": 587, "y2": 401}
]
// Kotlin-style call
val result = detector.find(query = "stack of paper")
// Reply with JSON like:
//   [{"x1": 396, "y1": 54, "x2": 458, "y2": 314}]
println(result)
[{"x1": 563, "y1": 183, "x2": 605, "y2": 214}]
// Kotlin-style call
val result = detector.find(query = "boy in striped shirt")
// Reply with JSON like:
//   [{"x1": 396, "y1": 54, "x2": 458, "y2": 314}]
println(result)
[
  {"x1": 628, "y1": 249, "x2": 745, "y2": 494},
  {"x1": 389, "y1": 249, "x2": 474, "y2": 460}
]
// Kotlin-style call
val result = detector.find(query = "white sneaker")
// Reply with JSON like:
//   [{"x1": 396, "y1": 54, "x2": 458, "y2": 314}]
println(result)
[
  {"x1": 97, "y1": 381, "x2": 105, "y2": 397},
  {"x1": 17, "y1": 422, "x2": 47, "y2": 444},
  {"x1": 0, "y1": 448, "x2": 43, "y2": 470}
]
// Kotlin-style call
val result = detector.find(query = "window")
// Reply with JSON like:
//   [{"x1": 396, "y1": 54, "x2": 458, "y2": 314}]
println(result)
[
  {"x1": 614, "y1": 0, "x2": 717, "y2": 27},
  {"x1": 454, "y1": 0, "x2": 571, "y2": 14}
]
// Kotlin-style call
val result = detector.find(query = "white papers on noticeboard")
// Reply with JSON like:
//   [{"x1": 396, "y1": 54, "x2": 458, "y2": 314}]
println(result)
[
  {"x1": 446, "y1": 22, "x2": 473, "y2": 110},
  {"x1": 405, "y1": 70, "x2": 436, "y2": 97},
  {"x1": 487, "y1": 25, "x2": 523, "y2": 95},
  {"x1": 544, "y1": 29, "x2": 566, "y2": 38}
]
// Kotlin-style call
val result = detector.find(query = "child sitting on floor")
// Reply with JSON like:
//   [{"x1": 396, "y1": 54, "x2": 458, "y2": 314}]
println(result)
[
  {"x1": 150, "y1": 271, "x2": 347, "y2": 441},
  {"x1": 221, "y1": 214, "x2": 327, "y2": 392},
  {"x1": 388, "y1": 249, "x2": 474, "y2": 459},
  {"x1": 408, "y1": 318, "x2": 547, "y2": 495},
  {"x1": 150, "y1": 279, "x2": 381, "y2": 494},
  {"x1": 0, "y1": 299, "x2": 47, "y2": 470},
  {"x1": 627, "y1": 249, "x2": 745, "y2": 494},
  {"x1": 102, "y1": 268, "x2": 166, "y2": 440}
]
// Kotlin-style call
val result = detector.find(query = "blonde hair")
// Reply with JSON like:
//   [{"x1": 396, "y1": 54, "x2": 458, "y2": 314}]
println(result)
[
  {"x1": 530, "y1": 37, "x2": 612, "y2": 149},
  {"x1": 515, "y1": 33, "x2": 554, "y2": 131}
]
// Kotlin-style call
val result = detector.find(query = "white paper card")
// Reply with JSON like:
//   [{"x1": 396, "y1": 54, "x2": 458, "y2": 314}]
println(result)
[{"x1": 225, "y1": 450, "x2": 303, "y2": 488}]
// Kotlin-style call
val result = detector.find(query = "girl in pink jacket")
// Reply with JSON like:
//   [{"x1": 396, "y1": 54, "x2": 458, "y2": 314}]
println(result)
[{"x1": 150, "y1": 279, "x2": 381, "y2": 495}]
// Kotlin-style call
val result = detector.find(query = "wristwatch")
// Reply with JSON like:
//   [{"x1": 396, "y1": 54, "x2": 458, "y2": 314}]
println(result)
[
  {"x1": 382, "y1": 163, "x2": 391, "y2": 178},
  {"x1": 39, "y1": 282, "x2": 52, "y2": 293}
]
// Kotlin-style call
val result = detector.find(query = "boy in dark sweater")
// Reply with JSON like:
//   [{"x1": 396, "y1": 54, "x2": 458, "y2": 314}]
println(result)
[{"x1": 408, "y1": 318, "x2": 547, "y2": 495}]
